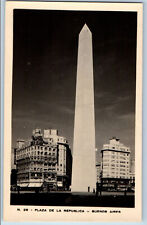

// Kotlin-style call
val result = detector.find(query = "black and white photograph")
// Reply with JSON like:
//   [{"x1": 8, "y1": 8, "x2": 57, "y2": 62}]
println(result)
[{"x1": 3, "y1": 1, "x2": 143, "y2": 222}]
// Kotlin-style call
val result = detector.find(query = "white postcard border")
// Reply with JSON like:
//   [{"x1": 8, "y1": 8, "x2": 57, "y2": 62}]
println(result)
[{"x1": 3, "y1": 1, "x2": 143, "y2": 222}]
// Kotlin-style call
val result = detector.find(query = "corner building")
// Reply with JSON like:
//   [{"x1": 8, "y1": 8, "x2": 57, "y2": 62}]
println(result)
[
  {"x1": 101, "y1": 137, "x2": 130, "y2": 190},
  {"x1": 15, "y1": 129, "x2": 72, "y2": 191}
]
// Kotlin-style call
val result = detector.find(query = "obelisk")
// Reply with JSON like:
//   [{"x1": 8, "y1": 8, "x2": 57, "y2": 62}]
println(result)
[{"x1": 71, "y1": 24, "x2": 96, "y2": 192}]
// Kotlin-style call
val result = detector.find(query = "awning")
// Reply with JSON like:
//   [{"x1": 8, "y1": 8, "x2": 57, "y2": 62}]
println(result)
[
  {"x1": 28, "y1": 183, "x2": 42, "y2": 187},
  {"x1": 57, "y1": 182, "x2": 63, "y2": 187},
  {"x1": 19, "y1": 183, "x2": 29, "y2": 187}
]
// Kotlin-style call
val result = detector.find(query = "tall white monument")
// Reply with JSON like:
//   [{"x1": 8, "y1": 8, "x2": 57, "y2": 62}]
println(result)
[{"x1": 71, "y1": 24, "x2": 96, "y2": 192}]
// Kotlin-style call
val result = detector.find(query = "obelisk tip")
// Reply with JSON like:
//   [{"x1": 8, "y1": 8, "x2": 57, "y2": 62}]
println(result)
[{"x1": 80, "y1": 23, "x2": 91, "y2": 33}]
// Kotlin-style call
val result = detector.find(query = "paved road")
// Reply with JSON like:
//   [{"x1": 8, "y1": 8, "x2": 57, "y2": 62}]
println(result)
[
  {"x1": 11, "y1": 190, "x2": 134, "y2": 196},
  {"x1": 11, "y1": 192, "x2": 135, "y2": 207}
]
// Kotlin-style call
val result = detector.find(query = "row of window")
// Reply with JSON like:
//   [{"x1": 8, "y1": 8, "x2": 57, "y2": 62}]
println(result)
[
  {"x1": 103, "y1": 162, "x2": 129, "y2": 166},
  {"x1": 16, "y1": 145, "x2": 57, "y2": 153},
  {"x1": 103, "y1": 166, "x2": 129, "y2": 170},
  {"x1": 103, "y1": 175, "x2": 129, "y2": 179},
  {"x1": 103, "y1": 173, "x2": 130, "y2": 177},
  {"x1": 111, "y1": 147, "x2": 129, "y2": 152},
  {"x1": 17, "y1": 151, "x2": 57, "y2": 157},
  {"x1": 103, "y1": 152, "x2": 129, "y2": 156},
  {"x1": 17, "y1": 156, "x2": 57, "y2": 161},
  {"x1": 103, "y1": 163, "x2": 129, "y2": 167}
]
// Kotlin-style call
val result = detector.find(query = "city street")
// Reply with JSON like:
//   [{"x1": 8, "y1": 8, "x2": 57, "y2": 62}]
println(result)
[{"x1": 11, "y1": 192, "x2": 134, "y2": 207}]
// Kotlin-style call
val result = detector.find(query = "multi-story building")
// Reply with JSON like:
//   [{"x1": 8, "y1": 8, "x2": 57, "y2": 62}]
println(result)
[
  {"x1": 15, "y1": 129, "x2": 72, "y2": 191},
  {"x1": 43, "y1": 129, "x2": 72, "y2": 189},
  {"x1": 129, "y1": 158, "x2": 135, "y2": 190},
  {"x1": 130, "y1": 158, "x2": 135, "y2": 175},
  {"x1": 96, "y1": 163, "x2": 102, "y2": 183},
  {"x1": 101, "y1": 137, "x2": 131, "y2": 191},
  {"x1": 95, "y1": 148, "x2": 99, "y2": 164}
]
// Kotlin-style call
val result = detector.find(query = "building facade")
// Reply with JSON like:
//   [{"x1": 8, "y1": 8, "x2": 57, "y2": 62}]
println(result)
[
  {"x1": 96, "y1": 163, "x2": 102, "y2": 183},
  {"x1": 43, "y1": 129, "x2": 72, "y2": 189},
  {"x1": 101, "y1": 137, "x2": 131, "y2": 191},
  {"x1": 129, "y1": 158, "x2": 135, "y2": 190},
  {"x1": 15, "y1": 129, "x2": 72, "y2": 191}
]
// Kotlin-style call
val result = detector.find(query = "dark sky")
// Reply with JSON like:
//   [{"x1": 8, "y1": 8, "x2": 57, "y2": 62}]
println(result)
[{"x1": 12, "y1": 9, "x2": 137, "y2": 160}]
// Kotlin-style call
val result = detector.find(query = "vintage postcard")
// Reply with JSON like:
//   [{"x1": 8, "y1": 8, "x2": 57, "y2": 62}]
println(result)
[{"x1": 3, "y1": 1, "x2": 143, "y2": 222}]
